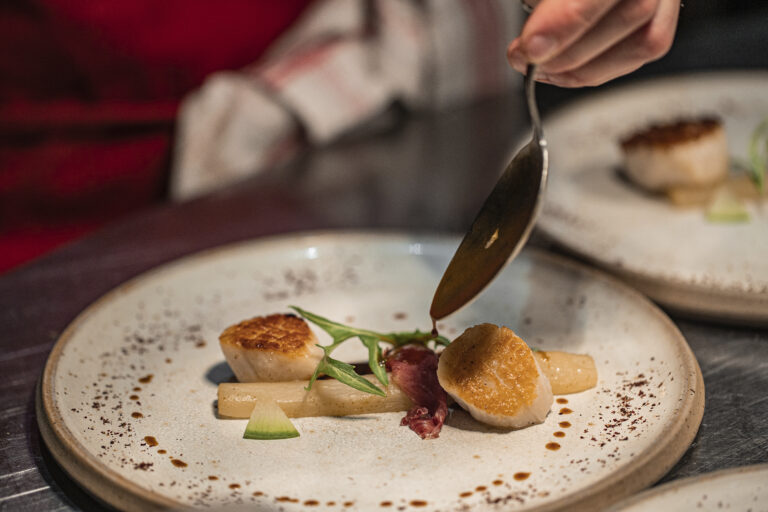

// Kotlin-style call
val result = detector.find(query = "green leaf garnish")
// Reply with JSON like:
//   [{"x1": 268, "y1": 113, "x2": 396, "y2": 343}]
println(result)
[
  {"x1": 290, "y1": 306, "x2": 380, "y2": 348},
  {"x1": 359, "y1": 335, "x2": 388, "y2": 387},
  {"x1": 748, "y1": 117, "x2": 768, "y2": 194},
  {"x1": 319, "y1": 355, "x2": 387, "y2": 396},
  {"x1": 290, "y1": 306, "x2": 448, "y2": 396}
]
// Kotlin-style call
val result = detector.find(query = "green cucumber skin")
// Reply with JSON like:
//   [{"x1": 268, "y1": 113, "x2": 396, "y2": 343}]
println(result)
[
  {"x1": 706, "y1": 212, "x2": 750, "y2": 223},
  {"x1": 243, "y1": 429, "x2": 299, "y2": 440},
  {"x1": 242, "y1": 401, "x2": 300, "y2": 440}
]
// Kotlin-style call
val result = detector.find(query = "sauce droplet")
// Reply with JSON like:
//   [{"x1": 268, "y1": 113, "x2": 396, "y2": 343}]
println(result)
[
  {"x1": 514, "y1": 472, "x2": 531, "y2": 481},
  {"x1": 144, "y1": 436, "x2": 158, "y2": 447},
  {"x1": 546, "y1": 442, "x2": 561, "y2": 451},
  {"x1": 138, "y1": 374, "x2": 153, "y2": 384},
  {"x1": 380, "y1": 501, "x2": 393, "y2": 507},
  {"x1": 131, "y1": 412, "x2": 143, "y2": 419},
  {"x1": 129, "y1": 395, "x2": 139, "y2": 401},
  {"x1": 229, "y1": 484, "x2": 240, "y2": 489},
  {"x1": 304, "y1": 500, "x2": 319, "y2": 506},
  {"x1": 559, "y1": 421, "x2": 571, "y2": 428},
  {"x1": 158, "y1": 449, "x2": 166, "y2": 454},
  {"x1": 409, "y1": 500, "x2": 428, "y2": 507},
  {"x1": 208, "y1": 475, "x2": 218, "y2": 481},
  {"x1": 556, "y1": 398, "x2": 569, "y2": 404},
  {"x1": 475, "y1": 486, "x2": 487, "y2": 492},
  {"x1": 343, "y1": 501, "x2": 354, "y2": 507},
  {"x1": 133, "y1": 387, "x2": 142, "y2": 392},
  {"x1": 554, "y1": 431, "x2": 565, "y2": 438},
  {"x1": 492, "y1": 479, "x2": 504, "y2": 486},
  {"x1": 253, "y1": 491, "x2": 264, "y2": 497},
  {"x1": 171, "y1": 459, "x2": 187, "y2": 467},
  {"x1": 559, "y1": 407, "x2": 573, "y2": 415},
  {"x1": 459, "y1": 491, "x2": 473, "y2": 498}
]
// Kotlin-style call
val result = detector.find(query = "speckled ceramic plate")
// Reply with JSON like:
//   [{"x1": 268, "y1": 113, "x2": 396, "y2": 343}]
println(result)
[
  {"x1": 537, "y1": 71, "x2": 768, "y2": 324},
  {"x1": 38, "y1": 232, "x2": 704, "y2": 511},
  {"x1": 606, "y1": 464, "x2": 768, "y2": 512}
]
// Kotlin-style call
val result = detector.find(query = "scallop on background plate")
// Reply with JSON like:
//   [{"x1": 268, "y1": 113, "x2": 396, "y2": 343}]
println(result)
[
  {"x1": 38, "y1": 232, "x2": 704, "y2": 512},
  {"x1": 606, "y1": 464, "x2": 768, "y2": 512},
  {"x1": 537, "y1": 71, "x2": 768, "y2": 324}
]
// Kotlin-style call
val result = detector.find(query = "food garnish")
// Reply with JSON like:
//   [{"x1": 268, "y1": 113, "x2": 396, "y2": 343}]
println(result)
[
  {"x1": 705, "y1": 186, "x2": 750, "y2": 223},
  {"x1": 386, "y1": 345, "x2": 448, "y2": 439},
  {"x1": 243, "y1": 398, "x2": 300, "y2": 440},
  {"x1": 289, "y1": 306, "x2": 448, "y2": 397},
  {"x1": 749, "y1": 116, "x2": 768, "y2": 193}
]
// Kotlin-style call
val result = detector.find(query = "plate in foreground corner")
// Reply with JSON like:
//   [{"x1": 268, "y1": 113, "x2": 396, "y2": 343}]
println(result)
[
  {"x1": 537, "y1": 71, "x2": 768, "y2": 324},
  {"x1": 606, "y1": 464, "x2": 768, "y2": 512},
  {"x1": 38, "y1": 232, "x2": 704, "y2": 511}
]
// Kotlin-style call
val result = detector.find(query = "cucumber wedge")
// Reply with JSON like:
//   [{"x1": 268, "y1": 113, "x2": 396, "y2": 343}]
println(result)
[
  {"x1": 706, "y1": 187, "x2": 750, "y2": 223},
  {"x1": 243, "y1": 399, "x2": 299, "y2": 440}
]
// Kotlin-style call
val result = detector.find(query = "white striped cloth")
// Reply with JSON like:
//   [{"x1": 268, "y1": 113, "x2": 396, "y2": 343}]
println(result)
[{"x1": 171, "y1": 0, "x2": 523, "y2": 200}]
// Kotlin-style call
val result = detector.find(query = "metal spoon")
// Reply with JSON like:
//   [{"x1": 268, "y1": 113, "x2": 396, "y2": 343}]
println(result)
[{"x1": 430, "y1": 64, "x2": 549, "y2": 321}]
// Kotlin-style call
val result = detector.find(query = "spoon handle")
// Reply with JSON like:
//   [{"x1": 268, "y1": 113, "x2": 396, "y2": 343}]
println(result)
[{"x1": 525, "y1": 64, "x2": 545, "y2": 145}]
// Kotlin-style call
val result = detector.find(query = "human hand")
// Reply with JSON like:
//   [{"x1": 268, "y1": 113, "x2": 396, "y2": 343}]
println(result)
[{"x1": 507, "y1": 0, "x2": 680, "y2": 87}]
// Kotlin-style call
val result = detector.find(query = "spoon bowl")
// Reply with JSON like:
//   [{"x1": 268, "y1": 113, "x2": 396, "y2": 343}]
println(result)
[{"x1": 430, "y1": 64, "x2": 548, "y2": 320}]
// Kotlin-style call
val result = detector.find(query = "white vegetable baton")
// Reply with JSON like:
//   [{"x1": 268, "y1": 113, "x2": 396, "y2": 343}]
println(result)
[{"x1": 219, "y1": 374, "x2": 412, "y2": 419}]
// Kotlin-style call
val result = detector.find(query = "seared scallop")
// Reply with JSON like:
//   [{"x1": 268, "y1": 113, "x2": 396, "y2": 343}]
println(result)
[
  {"x1": 620, "y1": 117, "x2": 729, "y2": 192},
  {"x1": 219, "y1": 313, "x2": 323, "y2": 382},
  {"x1": 437, "y1": 323, "x2": 553, "y2": 428}
]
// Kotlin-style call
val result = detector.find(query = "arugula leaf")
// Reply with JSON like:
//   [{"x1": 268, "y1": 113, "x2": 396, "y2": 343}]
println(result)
[
  {"x1": 387, "y1": 329, "x2": 450, "y2": 347},
  {"x1": 317, "y1": 354, "x2": 386, "y2": 396},
  {"x1": 290, "y1": 306, "x2": 381, "y2": 347},
  {"x1": 360, "y1": 335, "x2": 388, "y2": 387}
]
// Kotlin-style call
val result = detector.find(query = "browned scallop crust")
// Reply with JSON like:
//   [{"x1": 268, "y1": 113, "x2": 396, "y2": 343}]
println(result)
[
  {"x1": 621, "y1": 117, "x2": 722, "y2": 149},
  {"x1": 219, "y1": 313, "x2": 313, "y2": 355},
  {"x1": 438, "y1": 324, "x2": 540, "y2": 416}
]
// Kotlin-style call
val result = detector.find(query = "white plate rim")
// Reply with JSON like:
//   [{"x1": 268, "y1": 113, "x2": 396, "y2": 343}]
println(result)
[
  {"x1": 37, "y1": 230, "x2": 706, "y2": 511},
  {"x1": 604, "y1": 463, "x2": 768, "y2": 511}
]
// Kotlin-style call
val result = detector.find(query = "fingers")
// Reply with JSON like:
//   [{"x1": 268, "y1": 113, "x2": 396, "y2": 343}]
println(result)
[
  {"x1": 517, "y1": 0, "x2": 622, "y2": 63},
  {"x1": 539, "y1": 0, "x2": 679, "y2": 87},
  {"x1": 535, "y1": 0, "x2": 660, "y2": 74},
  {"x1": 507, "y1": 0, "x2": 680, "y2": 88}
]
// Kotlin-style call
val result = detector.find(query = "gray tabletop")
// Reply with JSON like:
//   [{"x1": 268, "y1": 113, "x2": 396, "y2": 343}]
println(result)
[{"x1": 3, "y1": 11, "x2": 768, "y2": 508}]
